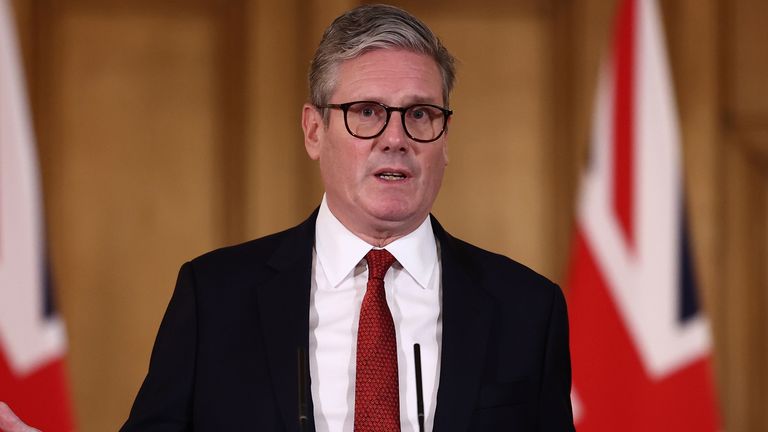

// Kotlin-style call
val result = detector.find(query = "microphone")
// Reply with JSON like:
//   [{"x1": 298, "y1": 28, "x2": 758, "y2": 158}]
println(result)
[
  {"x1": 298, "y1": 347, "x2": 309, "y2": 432},
  {"x1": 413, "y1": 343, "x2": 425, "y2": 432}
]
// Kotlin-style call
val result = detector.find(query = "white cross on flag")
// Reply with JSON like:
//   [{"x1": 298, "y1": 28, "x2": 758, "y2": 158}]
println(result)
[
  {"x1": 567, "y1": 0, "x2": 720, "y2": 429},
  {"x1": 0, "y1": 0, "x2": 75, "y2": 430}
]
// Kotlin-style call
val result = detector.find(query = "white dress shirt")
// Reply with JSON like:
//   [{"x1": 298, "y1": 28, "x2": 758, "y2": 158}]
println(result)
[{"x1": 309, "y1": 196, "x2": 442, "y2": 432}]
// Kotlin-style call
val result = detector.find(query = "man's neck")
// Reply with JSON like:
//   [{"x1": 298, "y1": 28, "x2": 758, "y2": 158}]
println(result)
[{"x1": 321, "y1": 196, "x2": 427, "y2": 247}]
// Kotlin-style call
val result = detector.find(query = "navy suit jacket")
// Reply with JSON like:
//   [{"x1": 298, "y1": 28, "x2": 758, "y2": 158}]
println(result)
[{"x1": 121, "y1": 211, "x2": 574, "y2": 431}]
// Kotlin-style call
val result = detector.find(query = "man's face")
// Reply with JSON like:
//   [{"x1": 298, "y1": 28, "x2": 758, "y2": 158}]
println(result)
[{"x1": 303, "y1": 49, "x2": 449, "y2": 243}]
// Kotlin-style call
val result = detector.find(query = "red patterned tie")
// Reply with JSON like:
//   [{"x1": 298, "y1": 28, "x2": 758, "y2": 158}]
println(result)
[{"x1": 355, "y1": 249, "x2": 400, "y2": 431}]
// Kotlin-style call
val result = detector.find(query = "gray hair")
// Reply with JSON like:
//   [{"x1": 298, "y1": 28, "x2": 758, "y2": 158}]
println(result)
[{"x1": 309, "y1": 4, "x2": 456, "y2": 111}]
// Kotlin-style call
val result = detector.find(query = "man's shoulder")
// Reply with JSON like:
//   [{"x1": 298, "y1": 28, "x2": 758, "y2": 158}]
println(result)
[
  {"x1": 438, "y1": 227, "x2": 562, "y2": 306},
  {"x1": 449, "y1": 234, "x2": 554, "y2": 286},
  {"x1": 432, "y1": 216, "x2": 554, "y2": 287},
  {"x1": 184, "y1": 212, "x2": 317, "y2": 279}
]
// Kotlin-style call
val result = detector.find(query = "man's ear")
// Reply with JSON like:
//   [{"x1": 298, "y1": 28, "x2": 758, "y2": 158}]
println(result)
[{"x1": 302, "y1": 103, "x2": 323, "y2": 160}]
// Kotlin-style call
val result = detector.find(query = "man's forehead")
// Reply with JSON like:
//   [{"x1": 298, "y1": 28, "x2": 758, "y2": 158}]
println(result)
[
  {"x1": 331, "y1": 49, "x2": 443, "y2": 103},
  {"x1": 337, "y1": 48, "x2": 438, "y2": 71}
]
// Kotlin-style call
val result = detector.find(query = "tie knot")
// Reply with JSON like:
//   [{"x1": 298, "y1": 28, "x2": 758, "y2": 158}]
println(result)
[{"x1": 365, "y1": 249, "x2": 396, "y2": 281}]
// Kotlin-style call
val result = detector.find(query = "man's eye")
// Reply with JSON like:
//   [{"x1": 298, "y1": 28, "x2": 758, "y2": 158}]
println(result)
[
  {"x1": 350, "y1": 103, "x2": 380, "y2": 119},
  {"x1": 409, "y1": 107, "x2": 431, "y2": 121}
]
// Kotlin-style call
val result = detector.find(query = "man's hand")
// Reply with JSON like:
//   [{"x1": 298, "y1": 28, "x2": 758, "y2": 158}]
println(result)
[{"x1": 0, "y1": 402, "x2": 40, "y2": 432}]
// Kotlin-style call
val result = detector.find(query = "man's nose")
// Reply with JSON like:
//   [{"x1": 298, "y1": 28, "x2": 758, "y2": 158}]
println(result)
[{"x1": 377, "y1": 111, "x2": 410, "y2": 152}]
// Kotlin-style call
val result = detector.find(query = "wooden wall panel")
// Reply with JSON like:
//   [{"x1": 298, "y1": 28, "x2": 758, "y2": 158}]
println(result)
[
  {"x1": 722, "y1": 141, "x2": 767, "y2": 432},
  {"x1": 727, "y1": 0, "x2": 768, "y2": 125},
  {"x1": 31, "y1": 2, "x2": 239, "y2": 430},
  {"x1": 721, "y1": 0, "x2": 768, "y2": 430},
  {"x1": 243, "y1": 0, "x2": 321, "y2": 239}
]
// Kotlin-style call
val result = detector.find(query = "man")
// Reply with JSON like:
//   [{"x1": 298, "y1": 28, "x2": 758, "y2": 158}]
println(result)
[{"x1": 1, "y1": 4, "x2": 574, "y2": 432}]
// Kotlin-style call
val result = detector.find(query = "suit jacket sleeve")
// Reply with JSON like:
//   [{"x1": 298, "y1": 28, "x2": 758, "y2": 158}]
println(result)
[
  {"x1": 539, "y1": 284, "x2": 574, "y2": 431},
  {"x1": 120, "y1": 262, "x2": 197, "y2": 432}
]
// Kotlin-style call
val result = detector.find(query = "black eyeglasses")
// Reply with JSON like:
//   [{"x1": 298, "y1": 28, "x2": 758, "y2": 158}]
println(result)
[{"x1": 318, "y1": 101, "x2": 453, "y2": 143}]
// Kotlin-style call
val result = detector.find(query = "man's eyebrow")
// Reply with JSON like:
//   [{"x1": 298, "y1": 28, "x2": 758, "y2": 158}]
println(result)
[
  {"x1": 352, "y1": 96, "x2": 442, "y2": 105},
  {"x1": 408, "y1": 96, "x2": 442, "y2": 105}
]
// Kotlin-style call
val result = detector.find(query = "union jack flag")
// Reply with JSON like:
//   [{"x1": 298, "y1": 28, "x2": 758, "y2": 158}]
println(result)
[
  {"x1": 567, "y1": 0, "x2": 720, "y2": 429},
  {"x1": 0, "y1": 0, "x2": 75, "y2": 430}
]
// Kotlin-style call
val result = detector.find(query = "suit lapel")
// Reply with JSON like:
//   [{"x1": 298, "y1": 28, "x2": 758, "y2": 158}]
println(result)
[
  {"x1": 255, "y1": 211, "x2": 318, "y2": 432},
  {"x1": 431, "y1": 217, "x2": 493, "y2": 432}
]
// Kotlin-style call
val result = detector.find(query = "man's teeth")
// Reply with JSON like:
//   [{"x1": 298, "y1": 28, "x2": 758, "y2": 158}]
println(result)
[{"x1": 377, "y1": 172, "x2": 406, "y2": 180}]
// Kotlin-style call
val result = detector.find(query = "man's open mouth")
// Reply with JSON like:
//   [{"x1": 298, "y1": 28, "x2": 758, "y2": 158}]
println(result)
[{"x1": 376, "y1": 172, "x2": 408, "y2": 180}]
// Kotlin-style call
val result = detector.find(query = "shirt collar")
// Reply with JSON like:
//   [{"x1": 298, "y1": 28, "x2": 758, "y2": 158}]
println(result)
[{"x1": 315, "y1": 195, "x2": 438, "y2": 289}]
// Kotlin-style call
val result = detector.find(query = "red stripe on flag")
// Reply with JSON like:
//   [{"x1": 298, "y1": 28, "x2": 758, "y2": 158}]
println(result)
[
  {"x1": 0, "y1": 346, "x2": 75, "y2": 432},
  {"x1": 612, "y1": 0, "x2": 636, "y2": 249},
  {"x1": 568, "y1": 230, "x2": 720, "y2": 430}
]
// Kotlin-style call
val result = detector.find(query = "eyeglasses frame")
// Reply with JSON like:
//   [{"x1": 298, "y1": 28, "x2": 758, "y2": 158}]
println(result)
[{"x1": 318, "y1": 101, "x2": 453, "y2": 143}]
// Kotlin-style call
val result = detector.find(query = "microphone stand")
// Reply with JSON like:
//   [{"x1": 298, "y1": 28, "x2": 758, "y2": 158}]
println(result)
[
  {"x1": 298, "y1": 347, "x2": 309, "y2": 432},
  {"x1": 414, "y1": 343, "x2": 425, "y2": 432}
]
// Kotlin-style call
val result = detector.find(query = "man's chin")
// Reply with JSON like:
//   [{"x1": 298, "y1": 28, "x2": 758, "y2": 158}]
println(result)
[{"x1": 365, "y1": 205, "x2": 426, "y2": 231}]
